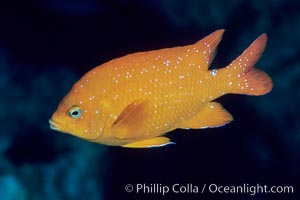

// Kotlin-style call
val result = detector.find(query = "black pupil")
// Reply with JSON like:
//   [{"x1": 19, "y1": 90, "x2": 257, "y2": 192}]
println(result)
[{"x1": 72, "y1": 111, "x2": 79, "y2": 116}]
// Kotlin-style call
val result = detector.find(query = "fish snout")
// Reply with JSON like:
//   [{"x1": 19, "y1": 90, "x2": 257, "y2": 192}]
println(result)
[{"x1": 49, "y1": 118, "x2": 65, "y2": 131}]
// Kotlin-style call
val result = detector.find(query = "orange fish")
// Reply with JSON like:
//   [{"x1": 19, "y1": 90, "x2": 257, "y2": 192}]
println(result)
[{"x1": 49, "y1": 29, "x2": 272, "y2": 148}]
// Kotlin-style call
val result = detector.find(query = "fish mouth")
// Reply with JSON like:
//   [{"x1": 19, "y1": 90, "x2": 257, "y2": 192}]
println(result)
[{"x1": 49, "y1": 119, "x2": 65, "y2": 131}]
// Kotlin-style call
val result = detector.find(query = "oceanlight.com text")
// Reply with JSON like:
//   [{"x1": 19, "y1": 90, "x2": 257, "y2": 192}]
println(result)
[{"x1": 124, "y1": 183, "x2": 294, "y2": 196}]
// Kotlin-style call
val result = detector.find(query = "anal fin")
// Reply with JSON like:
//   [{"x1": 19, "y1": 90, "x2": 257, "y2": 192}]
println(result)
[
  {"x1": 122, "y1": 137, "x2": 174, "y2": 148},
  {"x1": 179, "y1": 102, "x2": 233, "y2": 129}
]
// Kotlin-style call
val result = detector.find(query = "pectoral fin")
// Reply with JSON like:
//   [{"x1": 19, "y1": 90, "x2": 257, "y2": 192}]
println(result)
[
  {"x1": 180, "y1": 102, "x2": 233, "y2": 129},
  {"x1": 112, "y1": 99, "x2": 149, "y2": 139},
  {"x1": 122, "y1": 137, "x2": 174, "y2": 148}
]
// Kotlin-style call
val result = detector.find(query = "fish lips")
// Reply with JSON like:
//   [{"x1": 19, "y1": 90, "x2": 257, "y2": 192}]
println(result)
[{"x1": 49, "y1": 119, "x2": 65, "y2": 131}]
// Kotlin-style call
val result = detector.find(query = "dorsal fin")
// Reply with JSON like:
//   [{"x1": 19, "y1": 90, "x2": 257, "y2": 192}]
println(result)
[{"x1": 179, "y1": 29, "x2": 224, "y2": 71}]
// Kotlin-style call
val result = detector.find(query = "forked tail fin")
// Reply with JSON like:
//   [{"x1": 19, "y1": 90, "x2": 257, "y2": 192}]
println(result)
[{"x1": 223, "y1": 34, "x2": 273, "y2": 96}]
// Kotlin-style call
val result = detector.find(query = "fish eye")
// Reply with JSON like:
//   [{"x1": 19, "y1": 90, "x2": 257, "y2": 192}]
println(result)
[{"x1": 69, "y1": 106, "x2": 82, "y2": 119}]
